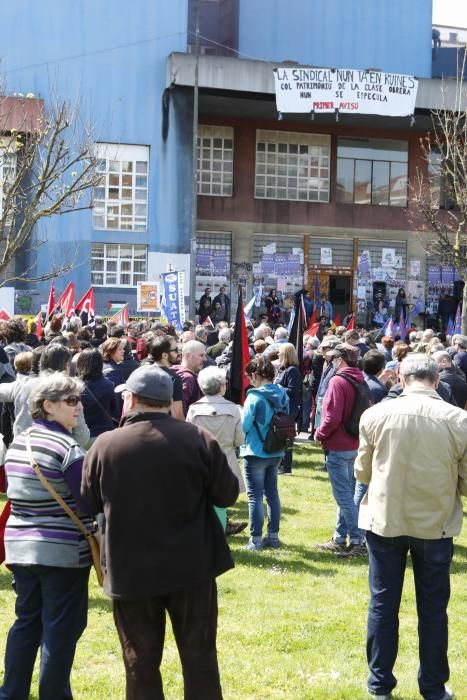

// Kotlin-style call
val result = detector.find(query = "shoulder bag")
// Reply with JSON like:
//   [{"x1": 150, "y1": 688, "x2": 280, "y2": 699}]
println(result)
[
  {"x1": 25, "y1": 433, "x2": 103, "y2": 586},
  {"x1": 84, "y1": 384, "x2": 119, "y2": 427}
]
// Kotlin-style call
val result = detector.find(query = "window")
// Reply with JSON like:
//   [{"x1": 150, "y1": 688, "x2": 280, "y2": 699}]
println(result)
[
  {"x1": 91, "y1": 243, "x2": 147, "y2": 287},
  {"x1": 429, "y1": 151, "x2": 459, "y2": 210},
  {"x1": 449, "y1": 32, "x2": 458, "y2": 43},
  {"x1": 0, "y1": 150, "x2": 16, "y2": 222},
  {"x1": 255, "y1": 130, "x2": 330, "y2": 202},
  {"x1": 93, "y1": 144, "x2": 149, "y2": 231},
  {"x1": 336, "y1": 137, "x2": 408, "y2": 207},
  {"x1": 197, "y1": 126, "x2": 233, "y2": 196}
]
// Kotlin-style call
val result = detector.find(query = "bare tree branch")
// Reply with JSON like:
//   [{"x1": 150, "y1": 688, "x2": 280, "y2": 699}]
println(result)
[
  {"x1": 0, "y1": 90, "x2": 99, "y2": 286},
  {"x1": 409, "y1": 48, "x2": 467, "y2": 331}
]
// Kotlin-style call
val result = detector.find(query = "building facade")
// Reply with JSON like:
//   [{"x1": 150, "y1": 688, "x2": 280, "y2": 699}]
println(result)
[{"x1": 0, "y1": 0, "x2": 461, "y2": 323}]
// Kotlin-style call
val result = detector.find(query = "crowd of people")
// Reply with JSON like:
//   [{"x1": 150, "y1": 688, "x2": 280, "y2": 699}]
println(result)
[{"x1": 0, "y1": 309, "x2": 465, "y2": 699}]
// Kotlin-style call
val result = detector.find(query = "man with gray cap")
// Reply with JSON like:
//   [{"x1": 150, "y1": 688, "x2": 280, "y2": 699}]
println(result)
[
  {"x1": 356, "y1": 354, "x2": 467, "y2": 700},
  {"x1": 81, "y1": 365, "x2": 239, "y2": 700},
  {"x1": 313, "y1": 336, "x2": 341, "y2": 432},
  {"x1": 315, "y1": 343, "x2": 368, "y2": 557}
]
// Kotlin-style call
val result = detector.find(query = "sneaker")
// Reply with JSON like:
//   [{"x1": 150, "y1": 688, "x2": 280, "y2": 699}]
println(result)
[
  {"x1": 441, "y1": 688, "x2": 454, "y2": 700},
  {"x1": 316, "y1": 539, "x2": 347, "y2": 552},
  {"x1": 225, "y1": 521, "x2": 248, "y2": 536},
  {"x1": 245, "y1": 538, "x2": 264, "y2": 551},
  {"x1": 263, "y1": 536, "x2": 281, "y2": 549},
  {"x1": 368, "y1": 692, "x2": 392, "y2": 699},
  {"x1": 337, "y1": 542, "x2": 367, "y2": 558},
  {"x1": 277, "y1": 467, "x2": 292, "y2": 475}
]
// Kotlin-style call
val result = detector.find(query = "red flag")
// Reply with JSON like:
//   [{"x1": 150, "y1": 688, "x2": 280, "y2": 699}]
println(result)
[
  {"x1": 46, "y1": 280, "x2": 55, "y2": 319},
  {"x1": 0, "y1": 309, "x2": 11, "y2": 320},
  {"x1": 56, "y1": 282, "x2": 75, "y2": 318},
  {"x1": 74, "y1": 287, "x2": 95, "y2": 318},
  {"x1": 228, "y1": 287, "x2": 250, "y2": 405},
  {"x1": 34, "y1": 312, "x2": 43, "y2": 340},
  {"x1": 345, "y1": 314, "x2": 355, "y2": 330},
  {"x1": 202, "y1": 315, "x2": 213, "y2": 327},
  {"x1": 306, "y1": 307, "x2": 317, "y2": 331},
  {"x1": 334, "y1": 313, "x2": 342, "y2": 327},
  {"x1": 305, "y1": 322, "x2": 321, "y2": 337},
  {"x1": 108, "y1": 304, "x2": 129, "y2": 327}
]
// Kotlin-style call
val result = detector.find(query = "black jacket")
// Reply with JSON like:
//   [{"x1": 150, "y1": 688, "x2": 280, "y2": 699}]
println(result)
[
  {"x1": 274, "y1": 365, "x2": 302, "y2": 417},
  {"x1": 383, "y1": 380, "x2": 456, "y2": 405},
  {"x1": 81, "y1": 412, "x2": 239, "y2": 599},
  {"x1": 81, "y1": 376, "x2": 117, "y2": 437},
  {"x1": 439, "y1": 367, "x2": 467, "y2": 409}
]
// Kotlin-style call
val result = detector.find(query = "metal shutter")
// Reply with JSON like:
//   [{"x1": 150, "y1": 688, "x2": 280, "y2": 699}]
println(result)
[
  {"x1": 252, "y1": 233, "x2": 305, "y2": 297},
  {"x1": 195, "y1": 231, "x2": 232, "y2": 310}
]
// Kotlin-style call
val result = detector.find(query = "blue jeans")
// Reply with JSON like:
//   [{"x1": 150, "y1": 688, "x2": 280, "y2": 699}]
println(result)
[
  {"x1": 366, "y1": 532, "x2": 453, "y2": 699},
  {"x1": 354, "y1": 480, "x2": 368, "y2": 508},
  {"x1": 243, "y1": 456, "x2": 281, "y2": 538},
  {"x1": 326, "y1": 450, "x2": 363, "y2": 545},
  {"x1": 0, "y1": 564, "x2": 90, "y2": 700}
]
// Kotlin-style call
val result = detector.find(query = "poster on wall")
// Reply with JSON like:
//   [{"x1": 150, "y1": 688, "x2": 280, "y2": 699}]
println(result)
[
  {"x1": 408, "y1": 281, "x2": 425, "y2": 306},
  {"x1": 292, "y1": 247, "x2": 304, "y2": 264},
  {"x1": 212, "y1": 251, "x2": 228, "y2": 274},
  {"x1": 357, "y1": 286, "x2": 367, "y2": 300},
  {"x1": 409, "y1": 259, "x2": 421, "y2": 278},
  {"x1": 273, "y1": 66, "x2": 418, "y2": 117},
  {"x1": 381, "y1": 248, "x2": 396, "y2": 267},
  {"x1": 358, "y1": 250, "x2": 371, "y2": 275},
  {"x1": 196, "y1": 277, "x2": 227, "y2": 300},
  {"x1": 320, "y1": 247, "x2": 332, "y2": 265},
  {"x1": 137, "y1": 281, "x2": 159, "y2": 313},
  {"x1": 195, "y1": 249, "x2": 229, "y2": 275},
  {"x1": 277, "y1": 278, "x2": 286, "y2": 293},
  {"x1": 261, "y1": 255, "x2": 275, "y2": 274}
]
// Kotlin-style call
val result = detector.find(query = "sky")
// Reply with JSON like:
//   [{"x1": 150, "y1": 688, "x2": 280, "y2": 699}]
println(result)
[{"x1": 433, "y1": 0, "x2": 467, "y2": 28}]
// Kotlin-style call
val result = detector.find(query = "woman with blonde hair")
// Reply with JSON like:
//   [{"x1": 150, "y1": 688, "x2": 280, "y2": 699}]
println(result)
[{"x1": 273, "y1": 342, "x2": 301, "y2": 475}]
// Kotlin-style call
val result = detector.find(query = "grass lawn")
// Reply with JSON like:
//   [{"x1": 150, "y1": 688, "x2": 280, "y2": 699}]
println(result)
[{"x1": 1, "y1": 442, "x2": 466, "y2": 699}]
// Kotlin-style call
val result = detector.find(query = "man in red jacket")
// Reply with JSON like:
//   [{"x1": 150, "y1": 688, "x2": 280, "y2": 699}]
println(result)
[{"x1": 314, "y1": 343, "x2": 367, "y2": 557}]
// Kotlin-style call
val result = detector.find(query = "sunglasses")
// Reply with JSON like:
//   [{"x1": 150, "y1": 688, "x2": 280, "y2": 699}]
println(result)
[{"x1": 60, "y1": 395, "x2": 82, "y2": 407}]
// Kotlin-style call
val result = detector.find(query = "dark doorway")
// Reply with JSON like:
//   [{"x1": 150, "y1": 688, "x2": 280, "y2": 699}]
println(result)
[{"x1": 329, "y1": 275, "x2": 352, "y2": 322}]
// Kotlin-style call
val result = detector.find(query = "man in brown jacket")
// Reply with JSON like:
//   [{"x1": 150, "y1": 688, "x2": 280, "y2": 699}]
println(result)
[
  {"x1": 356, "y1": 354, "x2": 467, "y2": 700},
  {"x1": 81, "y1": 365, "x2": 239, "y2": 700}
]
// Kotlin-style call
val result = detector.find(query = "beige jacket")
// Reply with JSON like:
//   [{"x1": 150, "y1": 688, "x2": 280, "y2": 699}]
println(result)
[
  {"x1": 355, "y1": 387, "x2": 467, "y2": 539},
  {"x1": 186, "y1": 395, "x2": 245, "y2": 492}
]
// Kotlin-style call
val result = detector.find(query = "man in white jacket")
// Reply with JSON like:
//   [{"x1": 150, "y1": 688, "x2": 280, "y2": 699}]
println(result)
[{"x1": 355, "y1": 354, "x2": 467, "y2": 700}]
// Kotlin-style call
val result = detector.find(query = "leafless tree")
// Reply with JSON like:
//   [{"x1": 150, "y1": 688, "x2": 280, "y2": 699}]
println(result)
[
  {"x1": 0, "y1": 92, "x2": 100, "y2": 286},
  {"x1": 410, "y1": 49, "x2": 467, "y2": 332}
]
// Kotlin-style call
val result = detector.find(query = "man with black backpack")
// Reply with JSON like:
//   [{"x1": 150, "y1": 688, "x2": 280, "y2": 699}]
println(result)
[{"x1": 314, "y1": 343, "x2": 370, "y2": 558}]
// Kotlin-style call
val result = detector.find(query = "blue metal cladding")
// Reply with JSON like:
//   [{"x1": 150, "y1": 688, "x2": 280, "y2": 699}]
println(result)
[
  {"x1": 0, "y1": 0, "x2": 190, "y2": 310},
  {"x1": 239, "y1": 0, "x2": 433, "y2": 78}
]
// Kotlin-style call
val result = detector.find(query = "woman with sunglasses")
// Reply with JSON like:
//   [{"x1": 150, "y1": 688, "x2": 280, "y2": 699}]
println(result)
[{"x1": 0, "y1": 373, "x2": 94, "y2": 700}]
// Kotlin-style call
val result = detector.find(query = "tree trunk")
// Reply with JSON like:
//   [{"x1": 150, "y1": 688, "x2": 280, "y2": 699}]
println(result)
[{"x1": 462, "y1": 280, "x2": 467, "y2": 335}]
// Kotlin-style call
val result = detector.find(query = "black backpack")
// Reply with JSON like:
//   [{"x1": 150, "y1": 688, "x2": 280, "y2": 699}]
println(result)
[
  {"x1": 253, "y1": 397, "x2": 296, "y2": 453},
  {"x1": 335, "y1": 372, "x2": 372, "y2": 438}
]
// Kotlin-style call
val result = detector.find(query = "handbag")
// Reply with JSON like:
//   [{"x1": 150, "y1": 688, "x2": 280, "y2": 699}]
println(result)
[
  {"x1": 25, "y1": 433, "x2": 103, "y2": 586},
  {"x1": 0, "y1": 500, "x2": 11, "y2": 565}
]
